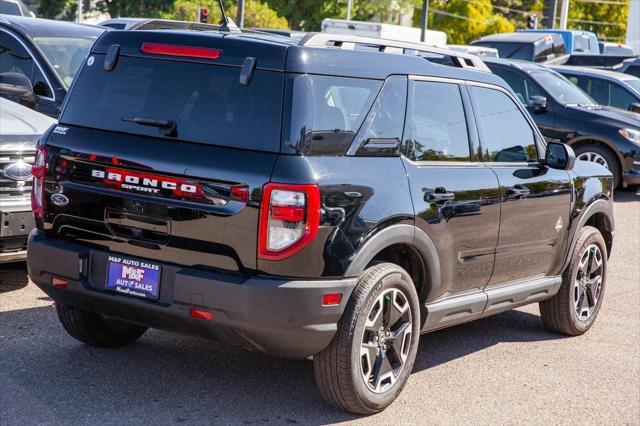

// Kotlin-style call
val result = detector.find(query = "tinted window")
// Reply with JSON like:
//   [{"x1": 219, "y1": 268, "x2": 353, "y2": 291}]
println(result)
[
  {"x1": 475, "y1": 42, "x2": 533, "y2": 61},
  {"x1": 33, "y1": 36, "x2": 97, "y2": 88},
  {"x1": 470, "y1": 86, "x2": 537, "y2": 163},
  {"x1": 531, "y1": 69, "x2": 596, "y2": 105},
  {"x1": 0, "y1": 1, "x2": 20, "y2": 15},
  {"x1": 625, "y1": 65, "x2": 640, "y2": 79},
  {"x1": 405, "y1": 81, "x2": 470, "y2": 162},
  {"x1": 351, "y1": 75, "x2": 407, "y2": 152},
  {"x1": 62, "y1": 55, "x2": 283, "y2": 152},
  {"x1": 0, "y1": 32, "x2": 53, "y2": 97},
  {"x1": 491, "y1": 66, "x2": 544, "y2": 105},
  {"x1": 284, "y1": 74, "x2": 382, "y2": 154}
]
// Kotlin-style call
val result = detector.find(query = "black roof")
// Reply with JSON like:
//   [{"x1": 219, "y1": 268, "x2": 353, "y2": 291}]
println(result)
[
  {"x1": 0, "y1": 15, "x2": 105, "y2": 39},
  {"x1": 91, "y1": 29, "x2": 506, "y2": 87}
]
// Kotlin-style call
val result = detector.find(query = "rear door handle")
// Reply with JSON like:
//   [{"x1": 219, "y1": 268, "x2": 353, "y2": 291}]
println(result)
[
  {"x1": 424, "y1": 191, "x2": 456, "y2": 203},
  {"x1": 506, "y1": 186, "x2": 530, "y2": 198}
]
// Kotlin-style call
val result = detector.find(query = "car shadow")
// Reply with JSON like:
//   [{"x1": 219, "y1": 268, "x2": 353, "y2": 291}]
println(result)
[
  {"x1": 0, "y1": 303, "x2": 564, "y2": 424},
  {"x1": 613, "y1": 188, "x2": 639, "y2": 202},
  {"x1": 0, "y1": 262, "x2": 28, "y2": 291}
]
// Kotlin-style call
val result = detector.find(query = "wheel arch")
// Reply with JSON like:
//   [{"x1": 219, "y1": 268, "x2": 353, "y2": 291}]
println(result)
[
  {"x1": 562, "y1": 198, "x2": 614, "y2": 273},
  {"x1": 344, "y1": 224, "x2": 442, "y2": 325}
]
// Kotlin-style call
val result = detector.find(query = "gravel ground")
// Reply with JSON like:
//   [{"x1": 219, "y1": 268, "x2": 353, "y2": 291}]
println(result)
[{"x1": 1, "y1": 189, "x2": 638, "y2": 425}]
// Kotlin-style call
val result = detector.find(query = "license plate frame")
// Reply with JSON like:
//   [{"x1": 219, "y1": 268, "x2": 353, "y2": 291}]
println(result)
[{"x1": 106, "y1": 255, "x2": 161, "y2": 300}]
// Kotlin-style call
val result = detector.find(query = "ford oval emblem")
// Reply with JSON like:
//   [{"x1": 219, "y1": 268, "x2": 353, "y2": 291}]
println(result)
[
  {"x1": 50, "y1": 193, "x2": 69, "y2": 207},
  {"x1": 3, "y1": 162, "x2": 32, "y2": 181}
]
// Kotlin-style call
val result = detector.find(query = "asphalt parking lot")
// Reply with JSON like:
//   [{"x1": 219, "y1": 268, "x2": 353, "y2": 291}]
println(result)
[{"x1": 1, "y1": 189, "x2": 638, "y2": 425}]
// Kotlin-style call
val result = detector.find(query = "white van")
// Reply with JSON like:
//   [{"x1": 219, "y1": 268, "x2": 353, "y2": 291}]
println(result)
[{"x1": 321, "y1": 18, "x2": 447, "y2": 47}]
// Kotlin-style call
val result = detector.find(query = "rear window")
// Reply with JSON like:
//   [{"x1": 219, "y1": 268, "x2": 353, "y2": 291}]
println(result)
[
  {"x1": 61, "y1": 54, "x2": 283, "y2": 152},
  {"x1": 475, "y1": 42, "x2": 533, "y2": 61}
]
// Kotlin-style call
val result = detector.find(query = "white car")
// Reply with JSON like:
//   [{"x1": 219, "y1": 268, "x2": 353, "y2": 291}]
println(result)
[{"x1": 0, "y1": 98, "x2": 55, "y2": 262}]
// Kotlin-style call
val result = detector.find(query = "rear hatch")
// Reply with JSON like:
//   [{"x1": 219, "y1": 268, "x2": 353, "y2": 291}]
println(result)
[{"x1": 40, "y1": 30, "x2": 289, "y2": 274}]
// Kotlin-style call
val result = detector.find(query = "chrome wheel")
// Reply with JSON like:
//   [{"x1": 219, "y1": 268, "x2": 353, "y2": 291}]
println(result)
[
  {"x1": 360, "y1": 288, "x2": 413, "y2": 393},
  {"x1": 577, "y1": 152, "x2": 609, "y2": 169},
  {"x1": 574, "y1": 244, "x2": 603, "y2": 321}
]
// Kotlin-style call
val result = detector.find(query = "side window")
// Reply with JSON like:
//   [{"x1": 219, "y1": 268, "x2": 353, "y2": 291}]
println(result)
[
  {"x1": 404, "y1": 80, "x2": 470, "y2": 162},
  {"x1": 492, "y1": 66, "x2": 544, "y2": 105},
  {"x1": 470, "y1": 86, "x2": 537, "y2": 163},
  {"x1": 626, "y1": 66, "x2": 640, "y2": 79},
  {"x1": 609, "y1": 84, "x2": 636, "y2": 110},
  {"x1": 0, "y1": 32, "x2": 53, "y2": 98}
]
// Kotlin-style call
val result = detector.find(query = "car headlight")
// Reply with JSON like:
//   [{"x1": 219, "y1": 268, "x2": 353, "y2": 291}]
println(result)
[{"x1": 619, "y1": 128, "x2": 640, "y2": 145}]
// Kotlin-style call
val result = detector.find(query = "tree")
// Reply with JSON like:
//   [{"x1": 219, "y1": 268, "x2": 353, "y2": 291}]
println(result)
[
  {"x1": 412, "y1": 0, "x2": 515, "y2": 44},
  {"x1": 33, "y1": 0, "x2": 76, "y2": 20},
  {"x1": 163, "y1": 0, "x2": 288, "y2": 28},
  {"x1": 95, "y1": 0, "x2": 174, "y2": 18},
  {"x1": 568, "y1": 0, "x2": 629, "y2": 42}
]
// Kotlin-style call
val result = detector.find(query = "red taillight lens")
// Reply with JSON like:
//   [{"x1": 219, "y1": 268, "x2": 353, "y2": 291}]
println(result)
[
  {"x1": 141, "y1": 42, "x2": 221, "y2": 60},
  {"x1": 322, "y1": 293, "x2": 342, "y2": 306},
  {"x1": 31, "y1": 145, "x2": 47, "y2": 218},
  {"x1": 258, "y1": 183, "x2": 320, "y2": 261}
]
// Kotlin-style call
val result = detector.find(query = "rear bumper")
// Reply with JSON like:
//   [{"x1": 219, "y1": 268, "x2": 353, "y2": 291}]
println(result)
[{"x1": 27, "y1": 230, "x2": 357, "y2": 359}]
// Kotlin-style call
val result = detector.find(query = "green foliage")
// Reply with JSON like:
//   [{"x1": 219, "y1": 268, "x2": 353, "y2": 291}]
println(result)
[
  {"x1": 568, "y1": 0, "x2": 629, "y2": 42},
  {"x1": 413, "y1": 0, "x2": 515, "y2": 44},
  {"x1": 162, "y1": 0, "x2": 288, "y2": 28},
  {"x1": 34, "y1": 0, "x2": 76, "y2": 20},
  {"x1": 95, "y1": 0, "x2": 174, "y2": 19}
]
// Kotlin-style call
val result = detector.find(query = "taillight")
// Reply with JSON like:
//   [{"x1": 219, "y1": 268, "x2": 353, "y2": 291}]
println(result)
[
  {"x1": 31, "y1": 145, "x2": 47, "y2": 218},
  {"x1": 258, "y1": 183, "x2": 320, "y2": 261}
]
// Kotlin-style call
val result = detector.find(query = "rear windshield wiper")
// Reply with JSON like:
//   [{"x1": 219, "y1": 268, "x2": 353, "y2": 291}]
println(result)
[{"x1": 122, "y1": 116, "x2": 177, "y2": 137}]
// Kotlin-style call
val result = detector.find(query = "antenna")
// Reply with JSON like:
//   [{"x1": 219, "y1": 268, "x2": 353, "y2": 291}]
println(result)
[{"x1": 217, "y1": 0, "x2": 241, "y2": 33}]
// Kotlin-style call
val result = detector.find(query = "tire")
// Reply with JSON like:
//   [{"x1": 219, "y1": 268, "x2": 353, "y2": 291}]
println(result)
[
  {"x1": 55, "y1": 303, "x2": 147, "y2": 347},
  {"x1": 313, "y1": 263, "x2": 420, "y2": 415},
  {"x1": 539, "y1": 226, "x2": 607, "y2": 336},
  {"x1": 574, "y1": 144, "x2": 621, "y2": 189}
]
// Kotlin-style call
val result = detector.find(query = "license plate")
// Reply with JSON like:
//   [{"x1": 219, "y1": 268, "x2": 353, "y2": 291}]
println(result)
[{"x1": 106, "y1": 255, "x2": 161, "y2": 300}]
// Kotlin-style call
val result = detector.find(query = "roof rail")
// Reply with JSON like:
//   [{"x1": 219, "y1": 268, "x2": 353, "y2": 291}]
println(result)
[{"x1": 300, "y1": 32, "x2": 491, "y2": 73}]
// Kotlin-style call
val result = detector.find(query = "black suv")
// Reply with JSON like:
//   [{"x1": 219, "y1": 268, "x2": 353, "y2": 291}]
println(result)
[
  {"x1": 485, "y1": 58, "x2": 640, "y2": 189},
  {"x1": 27, "y1": 29, "x2": 615, "y2": 414}
]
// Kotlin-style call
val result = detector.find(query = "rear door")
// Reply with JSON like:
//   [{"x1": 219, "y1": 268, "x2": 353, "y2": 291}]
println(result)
[
  {"x1": 467, "y1": 83, "x2": 572, "y2": 285},
  {"x1": 43, "y1": 32, "x2": 287, "y2": 274},
  {"x1": 403, "y1": 77, "x2": 501, "y2": 299}
]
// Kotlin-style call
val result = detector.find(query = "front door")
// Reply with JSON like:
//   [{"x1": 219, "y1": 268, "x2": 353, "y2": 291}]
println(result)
[
  {"x1": 404, "y1": 78, "x2": 501, "y2": 299},
  {"x1": 468, "y1": 84, "x2": 572, "y2": 285}
]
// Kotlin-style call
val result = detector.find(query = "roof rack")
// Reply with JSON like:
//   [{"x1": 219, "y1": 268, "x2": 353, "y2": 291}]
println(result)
[{"x1": 300, "y1": 33, "x2": 491, "y2": 73}]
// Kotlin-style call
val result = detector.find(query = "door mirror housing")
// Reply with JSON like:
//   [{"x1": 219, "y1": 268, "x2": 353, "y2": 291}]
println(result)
[
  {"x1": 528, "y1": 95, "x2": 548, "y2": 112},
  {"x1": 544, "y1": 142, "x2": 575, "y2": 171},
  {"x1": 0, "y1": 72, "x2": 35, "y2": 101},
  {"x1": 628, "y1": 102, "x2": 640, "y2": 113}
]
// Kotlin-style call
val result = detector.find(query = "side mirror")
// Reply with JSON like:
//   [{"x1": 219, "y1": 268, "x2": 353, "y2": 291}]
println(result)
[
  {"x1": 629, "y1": 102, "x2": 640, "y2": 113},
  {"x1": 0, "y1": 72, "x2": 35, "y2": 100},
  {"x1": 545, "y1": 142, "x2": 575, "y2": 171},
  {"x1": 528, "y1": 95, "x2": 548, "y2": 112}
]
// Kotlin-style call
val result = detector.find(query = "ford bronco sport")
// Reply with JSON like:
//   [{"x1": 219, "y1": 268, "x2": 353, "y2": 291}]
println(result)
[{"x1": 27, "y1": 28, "x2": 615, "y2": 414}]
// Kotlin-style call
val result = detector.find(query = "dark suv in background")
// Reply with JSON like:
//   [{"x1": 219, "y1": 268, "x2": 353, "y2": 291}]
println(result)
[
  {"x1": 485, "y1": 58, "x2": 640, "y2": 188},
  {"x1": 27, "y1": 29, "x2": 614, "y2": 414},
  {"x1": 0, "y1": 15, "x2": 104, "y2": 117}
]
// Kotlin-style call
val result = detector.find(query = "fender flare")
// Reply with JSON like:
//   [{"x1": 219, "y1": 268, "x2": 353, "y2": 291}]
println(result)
[
  {"x1": 561, "y1": 198, "x2": 614, "y2": 272},
  {"x1": 344, "y1": 224, "x2": 442, "y2": 301}
]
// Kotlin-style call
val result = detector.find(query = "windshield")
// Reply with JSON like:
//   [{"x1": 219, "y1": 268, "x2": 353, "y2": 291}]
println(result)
[
  {"x1": 531, "y1": 69, "x2": 597, "y2": 105},
  {"x1": 33, "y1": 37, "x2": 97, "y2": 88}
]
